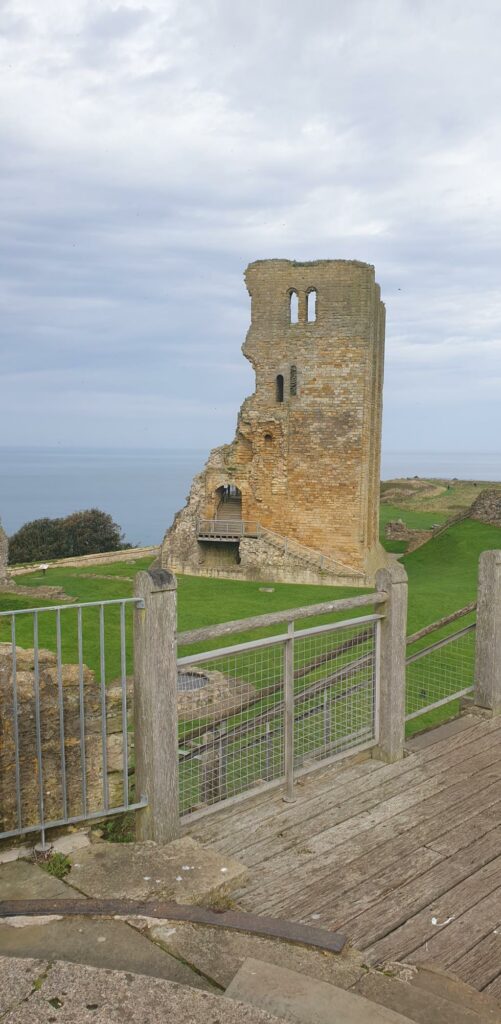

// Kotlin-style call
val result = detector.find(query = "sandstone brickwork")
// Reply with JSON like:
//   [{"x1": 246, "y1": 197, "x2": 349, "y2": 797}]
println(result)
[
  {"x1": 0, "y1": 522, "x2": 8, "y2": 583},
  {"x1": 0, "y1": 645, "x2": 130, "y2": 835},
  {"x1": 162, "y1": 259, "x2": 388, "y2": 585}
]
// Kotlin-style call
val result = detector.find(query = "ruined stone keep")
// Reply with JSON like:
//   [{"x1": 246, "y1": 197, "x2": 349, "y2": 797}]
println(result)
[{"x1": 161, "y1": 259, "x2": 388, "y2": 586}]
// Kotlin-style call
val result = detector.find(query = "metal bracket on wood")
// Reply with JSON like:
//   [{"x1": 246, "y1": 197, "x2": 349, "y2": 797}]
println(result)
[{"x1": 0, "y1": 899, "x2": 346, "y2": 954}]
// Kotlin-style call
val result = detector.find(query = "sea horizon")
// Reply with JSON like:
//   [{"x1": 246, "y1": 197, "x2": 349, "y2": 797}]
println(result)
[{"x1": 1, "y1": 446, "x2": 500, "y2": 546}]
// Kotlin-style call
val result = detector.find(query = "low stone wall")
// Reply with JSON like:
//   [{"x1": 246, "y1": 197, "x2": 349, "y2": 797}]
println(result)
[
  {"x1": 0, "y1": 582, "x2": 74, "y2": 602},
  {"x1": 385, "y1": 520, "x2": 433, "y2": 553},
  {"x1": 10, "y1": 546, "x2": 158, "y2": 577},
  {"x1": 0, "y1": 645, "x2": 131, "y2": 836},
  {"x1": 469, "y1": 489, "x2": 501, "y2": 528}
]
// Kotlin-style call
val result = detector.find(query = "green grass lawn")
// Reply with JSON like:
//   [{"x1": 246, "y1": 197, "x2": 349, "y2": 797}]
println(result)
[
  {"x1": 379, "y1": 504, "x2": 448, "y2": 553},
  {"x1": 2, "y1": 516, "x2": 501, "y2": 765}
]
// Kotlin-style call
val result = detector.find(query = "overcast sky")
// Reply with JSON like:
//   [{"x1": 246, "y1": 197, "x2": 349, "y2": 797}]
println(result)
[{"x1": 2, "y1": 0, "x2": 501, "y2": 454}]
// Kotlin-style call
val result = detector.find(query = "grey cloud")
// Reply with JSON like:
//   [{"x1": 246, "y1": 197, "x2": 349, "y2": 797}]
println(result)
[{"x1": 1, "y1": 0, "x2": 501, "y2": 449}]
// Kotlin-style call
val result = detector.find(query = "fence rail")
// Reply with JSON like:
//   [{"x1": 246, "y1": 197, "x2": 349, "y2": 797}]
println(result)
[
  {"x1": 197, "y1": 519, "x2": 259, "y2": 539},
  {"x1": 0, "y1": 598, "x2": 146, "y2": 847},
  {"x1": 405, "y1": 604, "x2": 477, "y2": 722},
  {"x1": 2, "y1": 551, "x2": 501, "y2": 848},
  {"x1": 177, "y1": 612, "x2": 381, "y2": 819}
]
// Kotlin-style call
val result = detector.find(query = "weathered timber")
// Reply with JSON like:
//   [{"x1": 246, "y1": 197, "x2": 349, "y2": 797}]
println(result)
[
  {"x1": 375, "y1": 562, "x2": 407, "y2": 762},
  {"x1": 475, "y1": 550, "x2": 501, "y2": 713},
  {"x1": 343, "y1": 826, "x2": 501, "y2": 948},
  {"x1": 225, "y1": 735, "x2": 501, "y2": 870},
  {"x1": 177, "y1": 593, "x2": 385, "y2": 646},
  {"x1": 249, "y1": 779, "x2": 501, "y2": 920},
  {"x1": 408, "y1": 882, "x2": 501, "y2": 969},
  {"x1": 193, "y1": 718, "x2": 501, "y2": 860},
  {"x1": 134, "y1": 569, "x2": 180, "y2": 842},
  {"x1": 0, "y1": 900, "x2": 345, "y2": 953},
  {"x1": 448, "y1": 928, "x2": 501, "y2": 990},
  {"x1": 364, "y1": 855, "x2": 501, "y2": 966},
  {"x1": 406, "y1": 601, "x2": 477, "y2": 646}
]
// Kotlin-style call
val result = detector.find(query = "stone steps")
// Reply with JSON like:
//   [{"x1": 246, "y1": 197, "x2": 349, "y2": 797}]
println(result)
[{"x1": 224, "y1": 957, "x2": 501, "y2": 1024}]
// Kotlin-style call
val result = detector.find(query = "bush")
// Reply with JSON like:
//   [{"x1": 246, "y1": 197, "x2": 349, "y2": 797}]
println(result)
[{"x1": 8, "y1": 509, "x2": 130, "y2": 565}]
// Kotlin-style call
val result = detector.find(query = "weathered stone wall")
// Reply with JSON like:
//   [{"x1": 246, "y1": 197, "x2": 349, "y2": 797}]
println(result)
[
  {"x1": 0, "y1": 523, "x2": 8, "y2": 583},
  {"x1": 10, "y1": 546, "x2": 158, "y2": 577},
  {"x1": 469, "y1": 489, "x2": 501, "y2": 528},
  {"x1": 0, "y1": 645, "x2": 130, "y2": 835},
  {"x1": 384, "y1": 519, "x2": 433, "y2": 552},
  {"x1": 162, "y1": 259, "x2": 388, "y2": 584}
]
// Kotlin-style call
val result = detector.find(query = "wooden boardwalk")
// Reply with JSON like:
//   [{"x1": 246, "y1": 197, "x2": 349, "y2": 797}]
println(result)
[{"x1": 189, "y1": 714, "x2": 501, "y2": 998}]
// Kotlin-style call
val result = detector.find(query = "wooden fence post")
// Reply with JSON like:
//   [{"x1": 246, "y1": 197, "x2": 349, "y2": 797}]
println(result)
[
  {"x1": 133, "y1": 568, "x2": 180, "y2": 842},
  {"x1": 474, "y1": 550, "x2": 501, "y2": 714},
  {"x1": 375, "y1": 561, "x2": 408, "y2": 762}
]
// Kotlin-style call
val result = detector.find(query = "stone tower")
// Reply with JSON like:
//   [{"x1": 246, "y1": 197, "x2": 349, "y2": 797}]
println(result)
[{"x1": 161, "y1": 259, "x2": 388, "y2": 585}]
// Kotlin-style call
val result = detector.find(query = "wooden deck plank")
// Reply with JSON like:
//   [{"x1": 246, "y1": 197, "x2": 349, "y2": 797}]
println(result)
[
  {"x1": 190, "y1": 716, "x2": 497, "y2": 850},
  {"x1": 483, "y1": 973, "x2": 501, "y2": 1000},
  {"x1": 237, "y1": 756, "x2": 501, "y2": 909},
  {"x1": 340, "y1": 826, "x2": 501, "y2": 948},
  {"x1": 243, "y1": 775, "x2": 501, "y2": 916},
  {"x1": 248, "y1": 790, "x2": 501, "y2": 921},
  {"x1": 188, "y1": 715, "x2": 501, "y2": 992},
  {"x1": 225, "y1": 734, "x2": 501, "y2": 869},
  {"x1": 197, "y1": 724, "x2": 501, "y2": 864},
  {"x1": 448, "y1": 929, "x2": 501, "y2": 990},
  {"x1": 363, "y1": 855, "x2": 501, "y2": 966},
  {"x1": 408, "y1": 885, "x2": 501, "y2": 969}
]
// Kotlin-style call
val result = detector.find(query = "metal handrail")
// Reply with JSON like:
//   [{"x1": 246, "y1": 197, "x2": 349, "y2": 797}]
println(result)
[{"x1": 197, "y1": 519, "x2": 259, "y2": 537}]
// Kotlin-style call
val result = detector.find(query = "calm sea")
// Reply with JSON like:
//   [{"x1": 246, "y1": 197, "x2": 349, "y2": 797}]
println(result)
[{"x1": 1, "y1": 447, "x2": 500, "y2": 546}]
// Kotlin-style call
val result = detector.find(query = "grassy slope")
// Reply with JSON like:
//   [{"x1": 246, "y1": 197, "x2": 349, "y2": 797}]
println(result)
[{"x1": 379, "y1": 504, "x2": 448, "y2": 554}]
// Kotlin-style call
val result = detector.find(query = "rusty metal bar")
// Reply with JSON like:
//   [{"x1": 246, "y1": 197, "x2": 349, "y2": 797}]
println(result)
[{"x1": 0, "y1": 899, "x2": 346, "y2": 953}]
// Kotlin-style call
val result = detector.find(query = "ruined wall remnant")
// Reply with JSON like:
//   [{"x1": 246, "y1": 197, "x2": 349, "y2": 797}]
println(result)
[
  {"x1": 161, "y1": 259, "x2": 389, "y2": 586},
  {"x1": 0, "y1": 645, "x2": 130, "y2": 835},
  {"x1": 0, "y1": 522, "x2": 8, "y2": 583}
]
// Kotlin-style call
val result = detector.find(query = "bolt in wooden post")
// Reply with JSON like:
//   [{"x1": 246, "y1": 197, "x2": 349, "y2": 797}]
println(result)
[
  {"x1": 134, "y1": 568, "x2": 180, "y2": 842},
  {"x1": 474, "y1": 550, "x2": 501, "y2": 714},
  {"x1": 375, "y1": 561, "x2": 408, "y2": 762}
]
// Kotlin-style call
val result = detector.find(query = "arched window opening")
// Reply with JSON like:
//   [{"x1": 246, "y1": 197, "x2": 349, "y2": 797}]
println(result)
[
  {"x1": 290, "y1": 365, "x2": 297, "y2": 396},
  {"x1": 307, "y1": 289, "x2": 317, "y2": 323},
  {"x1": 217, "y1": 483, "x2": 241, "y2": 502},
  {"x1": 264, "y1": 432, "x2": 273, "y2": 443},
  {"x1": 289, "y1": 290, "x2": 299, "y2": 324},
  {"x1": 276, "y1": 374, "x2": 284, "y2": 403}
]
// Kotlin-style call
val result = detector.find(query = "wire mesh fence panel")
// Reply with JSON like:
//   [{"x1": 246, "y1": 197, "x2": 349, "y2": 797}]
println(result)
[
  {"x1": 177, "y1": 641, "x2": 285, "y2": 816},
  {"x1": 293, "y1": 620, "x2": 377, "y2": 767},
  {"x1": 0, "y1": 599, "x2": 144, "y2": 844},
  {"x1": 405, "y1": 622, "x2": 476, "y2": 720}
]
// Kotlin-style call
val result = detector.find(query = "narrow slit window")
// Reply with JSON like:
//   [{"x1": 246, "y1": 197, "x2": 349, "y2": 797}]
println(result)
[
  {"x1": 276, "y1": 374, "x2": 284, "y2": 402},
  {"x1": 289, "y1": 290, "x2": 299, "y2": 324},
  {"x1": 290, "y1": 365, "x2": 297, "y2": 396},
  {"x1": 307, "y1": 289, "x2": 317, "y2": 322}
]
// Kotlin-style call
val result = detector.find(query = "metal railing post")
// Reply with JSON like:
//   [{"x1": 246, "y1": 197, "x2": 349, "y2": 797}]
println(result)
[
  {"x1": 283, "y1": 621, "x2": 296, "y2": 803},
  {"x1": 474, "y1": 550, "x2": 501, "y2": 714},
  {"x1": 374, "y1": 562, "x2": 408, "y2": 762},
  {"x1": 133, "y1": 569, "x2": 180, "y2": 841}
]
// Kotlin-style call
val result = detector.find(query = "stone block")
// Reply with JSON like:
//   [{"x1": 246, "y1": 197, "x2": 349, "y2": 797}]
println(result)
[{"x1": 68, "y1": 836, "x2": 247, "y2": 903}]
